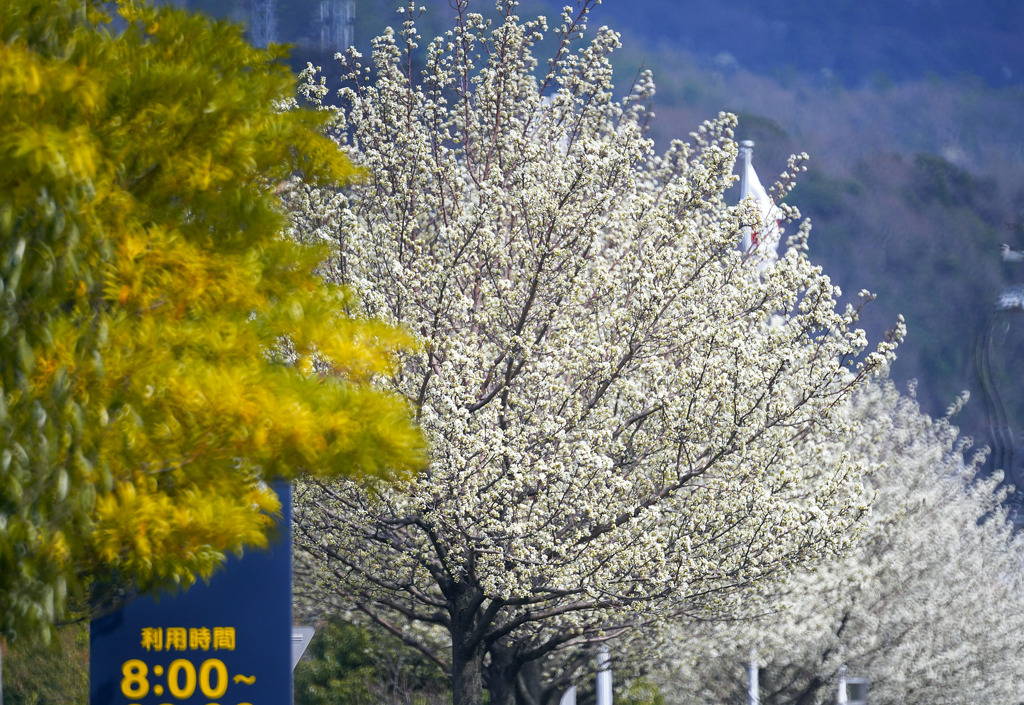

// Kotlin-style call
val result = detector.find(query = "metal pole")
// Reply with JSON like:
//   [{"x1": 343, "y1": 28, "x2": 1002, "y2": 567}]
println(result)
[
  {"x1": 747, "y1": 649, "x2": 759, "y2": 705},
  {"x1": 837, "y1": 665, "x2": 848, "y2": 705},
  {"x1": 249, "y1": 0, "x2": 276, "y2": 47},
  {"x1": 344, "y1": 0, "x2": 355, "y2": 49},
  {"x1": 596, "y1": 646, "x2": 612, "y2": 705}
]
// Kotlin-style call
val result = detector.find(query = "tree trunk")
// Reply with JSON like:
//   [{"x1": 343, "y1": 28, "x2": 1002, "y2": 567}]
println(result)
[
  {"x1": 790, "y1": 674, "x2": 828, "y2": 705},
  {"x1": 484, "y1": 639, "x2": 520, "y2": 705},
  {"x1": 450, "y1": 583, "x2": 487, "y2": 705},
  {"x1": 515, "y1": 658, "x2": 544, "y2": 705}
]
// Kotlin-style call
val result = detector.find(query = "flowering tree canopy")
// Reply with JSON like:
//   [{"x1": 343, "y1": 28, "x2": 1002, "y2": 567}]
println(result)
[
  {"x1": 288, "y1": 2, "x2": 902, "y2": 703},
  {"x1": 654, "y1": 383, "x2": 1024, "y2": 705}
]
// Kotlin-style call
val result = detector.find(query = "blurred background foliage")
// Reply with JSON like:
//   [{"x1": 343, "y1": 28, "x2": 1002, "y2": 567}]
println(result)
[
  {"x1": 3, "y1": 623, "x2": 88, "y2": 704},
  {"x1": 293, "y1": 616, "x2": 450, "y2": 705}
]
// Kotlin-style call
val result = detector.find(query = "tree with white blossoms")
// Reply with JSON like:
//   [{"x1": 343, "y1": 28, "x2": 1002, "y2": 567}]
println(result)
[
  {"x1": 286, "y1": 2, "x2": 902, "y2": 704},
  {"x1": 652, "y1": 382, "x2": 1024, "y2": 705}
]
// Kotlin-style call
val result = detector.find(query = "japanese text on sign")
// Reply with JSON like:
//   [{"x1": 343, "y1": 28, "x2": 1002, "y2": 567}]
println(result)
[{"x1": 140, "y1": 627, "x2": 236, "y2": 652}]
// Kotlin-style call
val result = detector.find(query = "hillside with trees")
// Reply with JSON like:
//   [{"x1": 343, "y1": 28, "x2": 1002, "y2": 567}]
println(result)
[
  {"x1": 177, "y1": 0, "x2": 1024, "y2": 88},
  {"x1": 544, "y1": 0, "x2": 1024, "y2": 88},
  {"x1": 635, "y1": 56, "x2": 1024, "y2": 451}
]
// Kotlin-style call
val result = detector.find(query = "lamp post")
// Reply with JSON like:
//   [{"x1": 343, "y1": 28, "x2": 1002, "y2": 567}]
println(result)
[
  {"x1": 747, "y1": 649, "x2": 759, "y2": 705},
  {"x1": 596, "y1": 646, "x2": 613, "y2": 705}
]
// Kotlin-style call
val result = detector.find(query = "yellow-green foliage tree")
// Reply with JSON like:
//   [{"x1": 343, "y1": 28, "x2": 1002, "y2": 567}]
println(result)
[{"x1": 0, "y1": 0, "x2": 423, "y2": 642}]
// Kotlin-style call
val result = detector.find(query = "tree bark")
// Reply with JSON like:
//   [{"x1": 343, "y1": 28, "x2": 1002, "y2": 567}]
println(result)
[
  {"x1": 450, "y1": 582, "x2": 487, "y2": 705},
  {"x1": 514, "y1": 658, "x2": 544, "y2": 705},
  {"x1": 484, "y1": 639, "x2": 520, "y2": 705}
]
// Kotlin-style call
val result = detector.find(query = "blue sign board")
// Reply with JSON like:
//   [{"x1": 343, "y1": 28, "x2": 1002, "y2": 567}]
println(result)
[{"x1": 90, "y1": 484, "x2": 292, "y2": 705}]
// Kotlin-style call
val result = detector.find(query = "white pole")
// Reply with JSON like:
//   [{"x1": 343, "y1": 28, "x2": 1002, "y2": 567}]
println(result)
[
  {"x1": 837, "y1": 665, "x2": 848, "y2": 705},
  {"x1": 747, "y1": 649, "x2": 759, "y2": 705},
  {"x1": 596, "y1": 646, "x2": 613, "y2": 705},
  {"x1": 739, "y1": 140, "x2": 754, "y2": 200},
  {"x1": 738, "y1": 140, "x2": 755, "y2": 252}
]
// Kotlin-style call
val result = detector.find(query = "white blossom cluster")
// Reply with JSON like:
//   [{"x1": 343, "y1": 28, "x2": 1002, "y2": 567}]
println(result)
[
  {"x1": 286, "y1": 1, "x2": 902, "y2": 699},
  {"x1": 654, "y1": 382, "x2": 1024, "y2": 705}
]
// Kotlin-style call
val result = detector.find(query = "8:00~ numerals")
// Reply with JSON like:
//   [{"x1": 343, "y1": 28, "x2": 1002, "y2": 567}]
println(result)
[{"x1": 121, "y1": 657, "x2": 248, "y2": 702}]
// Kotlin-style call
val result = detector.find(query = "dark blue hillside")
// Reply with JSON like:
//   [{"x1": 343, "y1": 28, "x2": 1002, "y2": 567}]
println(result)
[
  {"x1": 174, "y1": 1, "x2": 1024, "y2": 87},
  {"x1": 525, "y1": 0, "x2": 1024, "y2": 87}
]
